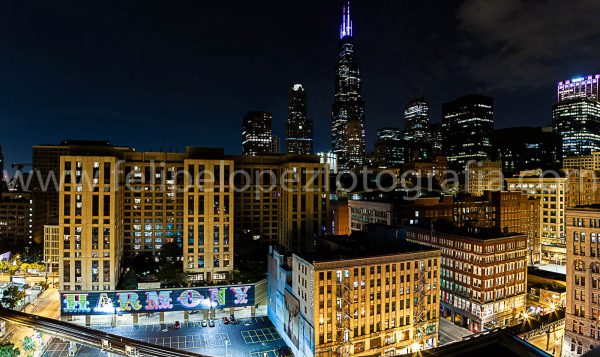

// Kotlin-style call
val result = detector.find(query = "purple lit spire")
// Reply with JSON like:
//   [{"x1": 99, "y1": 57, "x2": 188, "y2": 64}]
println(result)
[{"x1": 339, "y1": 1, "x2": 353, "y2": 39}]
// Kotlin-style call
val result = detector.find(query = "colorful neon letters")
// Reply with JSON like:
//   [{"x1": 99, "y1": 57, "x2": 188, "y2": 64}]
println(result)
[{"x1": 60, "y1": 285, "x2": 255, "y2": 315}]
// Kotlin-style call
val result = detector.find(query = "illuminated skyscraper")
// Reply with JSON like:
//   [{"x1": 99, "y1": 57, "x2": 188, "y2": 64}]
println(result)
[
  {"x1": 557, "y1": 74, "x2": 600, "y2": 102},
  {"x1": 404, "y1": 98, "x2": 430, "y2": 143},
  {"x1": 331, "y1": 1, "x2": 366, "y2": 170},
  {"x1": 286, "y1": 84, "x2": 313, "y2": 154},
  {"x1": 242, "y1": 111, "x2": 273, "y2": 156},
  {"x1": 442, "y1": 95, "x2": 494, "y2": 170},
  {"x1": 374, "y1": 127, "x2": 405, "y2": 168},
  {"x1": 554, "y1": 75, "x2": 600, "y2": 158}
]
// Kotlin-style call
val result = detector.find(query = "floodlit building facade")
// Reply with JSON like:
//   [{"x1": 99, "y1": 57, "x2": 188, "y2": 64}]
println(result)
[
  {"x1": 406, "y1": 225, "x2": 528, "y2": 332},
  {"x1": 465, "y1": 160, "x2": 503, "y2": 197},
  {"x1": 564, "y1": 152, "x2": 600, "y2": 170},
  {"x1": 565, "y1": 206, "x2": 600, "y2": 356},
  {"x1": 268, "y1": 237, "x2": 441, "y2": 357}
]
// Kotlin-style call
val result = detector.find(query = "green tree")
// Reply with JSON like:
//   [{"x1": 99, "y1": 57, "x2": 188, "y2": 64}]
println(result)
[
  {"x1": 1, "y1": 286, "x2": 26, "y2": 310},
  {"x1": 156, "y1": 265, "x2": 189, "y2": 288},
  {"x1": 0, "y1": 342, "x2": 20, "y2": 356},
  {"x1": 22, "y1": 336, "x2": 35, "y2": 355},
  {"x1": 123, "y1": 269, "x2": 138, "y2": 290}
]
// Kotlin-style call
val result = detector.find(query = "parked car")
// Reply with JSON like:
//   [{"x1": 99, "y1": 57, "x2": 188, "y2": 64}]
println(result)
[
  {"x1": 222, "y1": 317, "x2": 230, "y2": 324},
  {"x1": 201, "y1": 320, "x2": 208, "y2": 327},
  {"x1": 208, "y1": 319, "x2": 215, "y2": 327},
  {"x1": 174, "y1": 321, "x2": 181, "y2": 329}
]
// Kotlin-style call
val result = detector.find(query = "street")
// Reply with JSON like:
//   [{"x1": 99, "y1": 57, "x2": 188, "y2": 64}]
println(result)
[
  {"x1": 0, "y1": 287, "x2": 60, "y2": 353},
  {"x1": 438, "y1": 318, "x2": 473, "y2": 345}
]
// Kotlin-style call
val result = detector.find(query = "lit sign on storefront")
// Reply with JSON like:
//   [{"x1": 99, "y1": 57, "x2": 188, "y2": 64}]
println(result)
[{"x1": 60, "y1": 284, "x2": 255, "y2": 315}]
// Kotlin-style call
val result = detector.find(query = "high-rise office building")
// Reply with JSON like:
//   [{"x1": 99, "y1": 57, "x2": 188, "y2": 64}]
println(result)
[
  {"x1": 558, "y1": 74, "x2": 600, "y2": 102},
  {"x1": 374, "y1": 127, "x2": 405, "y2": 168},
  {"x1": 492, "y1": 127, "x2": 562, "y2": 175},
  {"x1": 404, "y1": 98, "x2": 430, "y2": 143},
  {"x1": 242, "y1": 111, "x2": 273, "y2": 156},
  {"x1": 271, "y1": 136, "x2": 281, "y2": 155},
  {"x1": 553, "y1": 97, "x2": 600, "y2": 158},
  {"x1": 429, "y1": 123, "x2": 443, "y2": 155},
  {"x1": 286, "y1": 84, "x2": 313, "y2": 154},
  {"x1": 331, "y1": 1, "x2": 366, "y2": 171},
  {"x1": 442, "y1": 95, "x2": 494, "y2": 170}
]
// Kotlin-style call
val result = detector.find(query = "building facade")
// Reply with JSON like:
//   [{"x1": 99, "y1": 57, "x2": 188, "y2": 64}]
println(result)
[
  {"x1": 268, "y1": 238, "x2": 441, "y2": 357},
  {"x1": 442, "y1": 95, "x2": 494, "y2": 171},
  {"x1": 465, "y1": 160, "x2": 503, "y2": 197},
  {"x1": 564, "y1": 206, "x2": 600, "y2": 356},
  {"x1": 564, "y1": 152, "x2": 600, "y2": 170},
  {"x1": 44, "y1": 225, "x2": 60, "y2": 276},
  {"x1": 374, "y1": 128, "x2": 405, "y2": 168},
  {"x1": 331, "y1": 2, "x2": 366, "y2": 171},
  {"x1": 58, "y1": 155, "x2": 124, "y2": 291},
  {"x1": 558, "y1": 75, "x2": 600, "y2": 102},
  {"x1": 553, "y1": 97, "x2": 600, "y2": 158},
  {"x1": 506, "y1": 175, "x2": 567, "y2": 264},
  {"x1": 348, "y1": 200, "x2": 393, "y2": 232},
  {"x1": 404, "y1": 98, "x2": 430, "y2": 144},
  {"x1": 406, "y1": 225, "x2": 528, "y2": 332},
  {"x1": 0, "y1": 193, "x2": 40, "y2": 247},
  {"x1": 491, "y1": 127, "x2": 563, "y2": 175},
  {"x1": 286, "y1": 84, "x2": 313, "y2": 155},
  {"x1": 233, "y1": 154, "x2": 330, "y2": 253},
  {"x1": 242, "y1": 111, "x2": 274, "y2": 156}
]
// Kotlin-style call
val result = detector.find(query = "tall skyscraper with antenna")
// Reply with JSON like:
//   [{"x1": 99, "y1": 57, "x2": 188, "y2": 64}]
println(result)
[{"x1": 331, "y1": 1, "x2": 366, "y2": 171}]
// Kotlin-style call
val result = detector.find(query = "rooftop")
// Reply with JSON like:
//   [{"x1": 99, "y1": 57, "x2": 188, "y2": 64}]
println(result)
[
  {"x1": 296, "y1": 232, "x2": 438, "y2": 264},
  {"x1": 410, "y1": 220, "x2": 525, "y2": 240}
]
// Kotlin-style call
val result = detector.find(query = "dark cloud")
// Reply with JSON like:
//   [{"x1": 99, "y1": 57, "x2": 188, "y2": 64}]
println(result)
[{"x1": 456, "y1": 0, "x2": 600, "y2": 91}]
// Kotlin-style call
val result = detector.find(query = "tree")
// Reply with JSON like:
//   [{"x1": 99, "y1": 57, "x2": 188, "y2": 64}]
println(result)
[
  {"x1": 0, "y1": 342, "x2": 20, "y2": 356},
  {"x1": 159, "y1": 242, "x2": 181, "y2": 263},
  {"x1": 22, "y1": 336, "x2": 35, "y2": 355},
  {"x1": 1, "y1": 286, "x2": 26, "y2": 310},
  {"x1": 156, "y1": 265, "x2": 189, "y2": 288},
  {"x1": 123, "y1": 269, "x2": 138, "y2": 290}
]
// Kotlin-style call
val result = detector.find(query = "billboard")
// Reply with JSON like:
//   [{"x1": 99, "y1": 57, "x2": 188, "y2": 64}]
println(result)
[
  {"x1": 60, "y1": 284, "x2": 255, "y2": 315},
  {"x1": 283, "y1": 289, "x2": 300, "y2": 348}
]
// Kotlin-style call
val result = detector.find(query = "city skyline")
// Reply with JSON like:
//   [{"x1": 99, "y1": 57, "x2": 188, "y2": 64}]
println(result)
[{"x1": 1, "y1": 0, "x2": 599, "y2": 166}]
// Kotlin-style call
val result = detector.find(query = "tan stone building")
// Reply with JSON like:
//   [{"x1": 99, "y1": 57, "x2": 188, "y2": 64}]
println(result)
[
  {"x1": 465, "y1": 160, "x2": 503, "y2": 197},
  {"x1": 59, "y1": 155, "x2": 125, "y2": 291},
  {"x1": 268, "y1": 237, "x2": 441, "y2": 357},
  {"x1": 406, "y1": 225, "x2": 528, "y2": 332},
  {"x1": 506, "y1": 175, "x2": 567, "y2": 263},
  {"x1": 565, "y1": 206, "x2": 600, "y2": 356},
  {"x1": 564, "y1": 152, "x2": 600, "y2": 170},
  {"x1": 233, "y1": 154, "x2": 329, "y2": 253}
]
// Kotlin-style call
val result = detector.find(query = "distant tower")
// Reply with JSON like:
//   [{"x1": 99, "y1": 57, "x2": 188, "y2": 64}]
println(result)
[
  {"x1": 286, "y1": 84, "x2": 313, "y2": 154},
  {"x1": 442, "y1": 95, "x2": 494, "y2": 170},
  {"x1": 404, "y1": 98, "x2": 430, "y2": 143},
  {"x1": 553, "y1": 75, "x2": 600, "y2": 157},
  {"x1": 242, "y1": 111, "x2": 273, "y2": 156},
  {"x1": 331, "y1": 0, "x2": 366, "y2": 170}
]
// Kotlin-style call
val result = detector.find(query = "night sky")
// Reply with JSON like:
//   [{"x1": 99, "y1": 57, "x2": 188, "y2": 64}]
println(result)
[{"x1": 1, "y1": 0, "x2": 599, "y2": 166}]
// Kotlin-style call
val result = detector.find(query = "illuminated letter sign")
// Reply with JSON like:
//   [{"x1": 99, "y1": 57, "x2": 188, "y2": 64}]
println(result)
[
  {"x1": 63, "y1": 294, "x2": 91, "y2": 313},
  {"x1": 93, "y1": 293, "x2": 115, "y2": 313},
  {"x1": 230, "y1": 286, "x2": 250, "y2": 304},
  {"x1": 145, "y1": 291, "x2": 173, "y2": 310},
  {"x1": 209, "y1": 287, "x2": 226, "y2": 306},
  {"x1": 177, "y1": 289, "x2": 203, "y2": 308},
  {"x1": 116, "y1": 292, "x2": 142, "y2": 311}
]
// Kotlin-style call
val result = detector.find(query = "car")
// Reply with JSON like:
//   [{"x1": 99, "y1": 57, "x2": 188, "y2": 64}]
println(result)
[
  {"x1": 174, "y1": 321, "x2": 181, "y2": 329},
  {"x1": 222, "y1": 317, "x2": 230, "y2": 324},
  {"x1": 190, "y1": 310, "x2": 200, "y2": 315},
  {"x1": 201, "y1": 320, "x2": 208, "y2": 327},
  {"x1": 208, "y1": 319, "x2": 215, "y2": 327}
]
